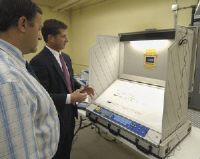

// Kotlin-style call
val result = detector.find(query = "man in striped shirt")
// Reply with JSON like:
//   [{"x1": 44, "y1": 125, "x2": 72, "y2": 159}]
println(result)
[{"x1": 0, "y1": 0, "x2": 59, "y2": 158}]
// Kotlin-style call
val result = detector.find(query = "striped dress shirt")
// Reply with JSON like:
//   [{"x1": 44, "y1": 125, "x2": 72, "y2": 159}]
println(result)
[{"x1": 0, "y1": 39, "x2": 60, "y2": 159}]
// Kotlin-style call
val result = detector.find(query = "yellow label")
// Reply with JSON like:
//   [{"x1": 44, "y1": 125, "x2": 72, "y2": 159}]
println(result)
[
  {"x1": 144, "y1": 49, "x2": 157, "y2": 69},
  {"x1": 95, "y1": 106, "x2": 101, "y2": 112}
]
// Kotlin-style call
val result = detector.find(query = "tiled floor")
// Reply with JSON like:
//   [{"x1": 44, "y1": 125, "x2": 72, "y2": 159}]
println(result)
[
  {"x1": 71, "y1": 125, "x2": 144, "y2": 159},
  {"x1": 71, "y1": 109, "x2": 200, "y2": 159},
  {"x1": 188, "y1": 109, "x2": 200, "y2": 128}
]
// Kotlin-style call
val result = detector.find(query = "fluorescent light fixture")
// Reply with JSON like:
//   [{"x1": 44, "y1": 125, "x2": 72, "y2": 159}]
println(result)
[{"x1": 130, "y1": 40, "x2": 171, "y2": 52}]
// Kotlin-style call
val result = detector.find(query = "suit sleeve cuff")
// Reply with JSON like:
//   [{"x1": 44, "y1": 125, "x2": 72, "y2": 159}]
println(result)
[{"x1": 66, "y1": 94, "x2": 71, "y2": 104}]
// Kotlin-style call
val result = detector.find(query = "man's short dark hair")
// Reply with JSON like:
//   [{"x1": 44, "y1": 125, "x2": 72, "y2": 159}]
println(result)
[
  {"x1": 42, "y1": 19, "x2": 67, "y2": 43},
  {"x1": 0, "y1": 0, "x2": 42, "y2": 32}
]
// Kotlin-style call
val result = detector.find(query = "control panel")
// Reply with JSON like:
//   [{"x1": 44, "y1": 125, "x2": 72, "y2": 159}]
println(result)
[{"x1": 94, "y1": 106, "x2": 149, "y2": 137}]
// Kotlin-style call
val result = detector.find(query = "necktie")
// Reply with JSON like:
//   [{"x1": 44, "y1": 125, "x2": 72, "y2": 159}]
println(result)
[
  {"x1": 59, "y1": 54, "x2": 72, "y2": 93},
  {"x1": 25, "y1": 61, "x2": 38, "y2": 80}
]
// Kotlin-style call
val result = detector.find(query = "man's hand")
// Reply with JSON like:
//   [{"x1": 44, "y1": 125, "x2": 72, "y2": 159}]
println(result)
[
  {"x1": 71, "y1": 87, "x2": 87, "y2": 103},
  {"x1": 80, "y1": 85, "x2": 95, "y2": 96}
]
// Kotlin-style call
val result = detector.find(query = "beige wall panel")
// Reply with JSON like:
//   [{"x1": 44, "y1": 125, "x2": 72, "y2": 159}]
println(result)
[{"x1": 69, "y1": 0, "x2": 196, "y2": 73}]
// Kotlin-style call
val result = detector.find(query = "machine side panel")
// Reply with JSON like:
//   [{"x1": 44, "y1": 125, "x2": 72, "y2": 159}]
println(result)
[
  {"x1": 89, "y1": 35, "x2": 119, "y2": 99},
  {"x1": 162, "y1": 27, "x2": 195, "y2": 140}
]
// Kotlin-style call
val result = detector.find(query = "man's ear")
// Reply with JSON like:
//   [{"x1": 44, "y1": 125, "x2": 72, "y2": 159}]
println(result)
[
  {"x1": 48, "y1": 35, "x2": 55, "y2": 43},
  {"x1": 17, "y1": 16, "x2": 28, "y2": 33}
]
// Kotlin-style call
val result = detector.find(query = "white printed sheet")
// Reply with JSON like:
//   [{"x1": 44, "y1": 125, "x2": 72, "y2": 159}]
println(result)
[{"x1": 95, "y1": 79, "x2": 164, "y2": 133}]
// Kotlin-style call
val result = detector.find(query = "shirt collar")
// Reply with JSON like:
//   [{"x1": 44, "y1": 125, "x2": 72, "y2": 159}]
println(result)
[
  {"x1": 0, "y1": 39, "x2": 26, "y2": 66},
  {"x1": 46, "y1": 45, "x2": 61, "y2": 59}
]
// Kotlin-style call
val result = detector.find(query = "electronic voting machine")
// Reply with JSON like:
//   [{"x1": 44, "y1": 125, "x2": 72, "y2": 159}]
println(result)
[{"x1": 86, "y1": 26, "x2": 196, "y2": 158}]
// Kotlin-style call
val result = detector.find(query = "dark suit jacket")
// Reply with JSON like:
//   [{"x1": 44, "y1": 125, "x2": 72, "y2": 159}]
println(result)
[
  {"x1": 30, "y1": 47, "x2": 81, "y2": 117},
  {"x1": 30, "y1": 47, "x2": 81, "y2": 158}
]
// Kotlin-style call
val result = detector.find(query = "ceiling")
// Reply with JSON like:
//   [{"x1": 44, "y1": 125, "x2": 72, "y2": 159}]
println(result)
[
  {"x1": 33, "y1": 0, "x2": 107, "y2": 12},
  {"x1": 33, "y1": 0, "x2": 67, "y2": 8}
]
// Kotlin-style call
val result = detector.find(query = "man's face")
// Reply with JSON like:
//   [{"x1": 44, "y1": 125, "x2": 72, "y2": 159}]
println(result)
[
  {"x1": 23, "y1": 13, "x2": 42, "y2": 54},
  {"x1": 52, "y1": 29, "x2": 68, "y2": 51}
]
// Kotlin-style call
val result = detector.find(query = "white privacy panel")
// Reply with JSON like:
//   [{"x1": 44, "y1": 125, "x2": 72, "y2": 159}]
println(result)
[
  {"x1": 89, "y1": 36, "x2": 119, "y2": 99},
  {"x1": 162, "y1": 27, "x2": 195, "y2": 141}
]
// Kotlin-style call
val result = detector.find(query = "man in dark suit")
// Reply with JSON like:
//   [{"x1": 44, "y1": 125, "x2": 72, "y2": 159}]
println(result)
[{"x1": 30, "y1": 19, "x2": 89, "y2": 159}]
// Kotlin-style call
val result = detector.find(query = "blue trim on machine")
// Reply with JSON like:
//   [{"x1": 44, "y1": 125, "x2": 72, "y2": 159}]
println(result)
[{"x1": 93, "y1": 106, "x2": 149, "y2": 137}]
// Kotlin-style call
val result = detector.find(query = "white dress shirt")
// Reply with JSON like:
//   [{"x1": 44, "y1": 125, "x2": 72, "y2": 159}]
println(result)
[{"x1": 46, "y1": 45, "x2": 71, "y2": 104}]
